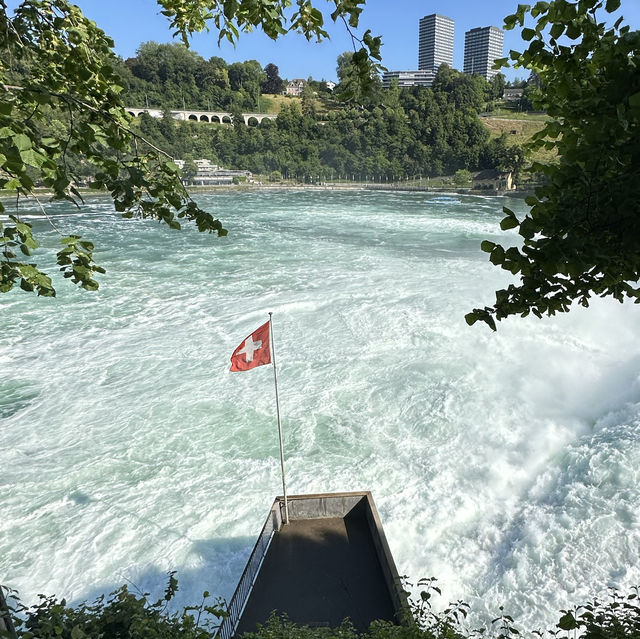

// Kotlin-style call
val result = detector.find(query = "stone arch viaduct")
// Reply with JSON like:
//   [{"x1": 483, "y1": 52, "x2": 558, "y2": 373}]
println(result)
[{"x1": 126, "y1": 108, "x2": 277, "y2": 125}]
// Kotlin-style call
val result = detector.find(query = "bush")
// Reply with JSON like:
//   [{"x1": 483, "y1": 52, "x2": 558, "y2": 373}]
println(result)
[
  {"x1": 453, "y1": 170, "x2": 472, "y2": 187},
  {"x1": 1, "y1": 573, "x2": 226, "y2": 639},
  {"x1": 2, "y1": 577, "x2": 639, "y2": 639}
]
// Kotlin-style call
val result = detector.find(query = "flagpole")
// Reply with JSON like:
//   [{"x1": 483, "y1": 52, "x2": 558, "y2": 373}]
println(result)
[{"x1": 269, "y1": 312, "x2": 289, "y2": 525}]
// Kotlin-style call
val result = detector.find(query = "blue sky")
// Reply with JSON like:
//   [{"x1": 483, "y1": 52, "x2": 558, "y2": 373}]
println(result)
[{"x1": 9, "y1": 1, "x2": 640, "y2": 82}]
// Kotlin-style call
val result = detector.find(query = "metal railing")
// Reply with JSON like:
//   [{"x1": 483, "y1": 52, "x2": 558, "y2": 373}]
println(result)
[{"x1": 217, "y1": 506, "x2": 281, "y2": 639}]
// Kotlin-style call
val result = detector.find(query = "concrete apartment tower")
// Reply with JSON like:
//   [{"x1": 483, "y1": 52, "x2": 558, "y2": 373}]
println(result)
[
  {"x1": 418, "y1": 14, "x2": 454, "y2": 71},
  {"x1": 463, "y1": 26, "x2": 504, "y2": 80}
]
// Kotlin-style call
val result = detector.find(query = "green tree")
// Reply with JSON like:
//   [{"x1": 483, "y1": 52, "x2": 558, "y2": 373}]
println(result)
[
  {"x1": 466, "y1": 0, "x2": 640, "y2": 330},
  {"x1": 489, "y1": 72, "x2": 506, "y2": 101},
  {"x1": 520, "y1": 72, "x2": 542, "y2": 112},
  {"x1": 432, "y1": 64, "x2": 487, "y2": 112},
  {"x1": 196, "y1": 56, "x2": 230, "y2": 91},
  {"x1": 262, "y1": 63, "x2": 284, "y2": 95},
  {"x1": 228, "y1": 60, "x2": 265, "y2": 108},
  {"x1": 301, "y1": 83, "x2": 318, "y2": 118},
  {"x1": 453, "y1": 169, "x2": 472, "y2": 186},
  {"x1": 482, "y1": 134, "x2": 524, "y2": 177},
  {"x1": 181, "y1": 154, "x2": 199, "y2": 183}
]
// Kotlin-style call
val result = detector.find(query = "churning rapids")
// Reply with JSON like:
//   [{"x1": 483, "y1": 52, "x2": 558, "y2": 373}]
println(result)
[{"x1": 1, "y1": 189, "x2": 639, "y2": 631}]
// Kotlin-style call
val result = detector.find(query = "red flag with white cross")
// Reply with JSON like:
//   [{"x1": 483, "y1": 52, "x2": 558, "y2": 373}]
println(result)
[{"x1": 230, "y1": 321, "x2": 271, "y2": 372}]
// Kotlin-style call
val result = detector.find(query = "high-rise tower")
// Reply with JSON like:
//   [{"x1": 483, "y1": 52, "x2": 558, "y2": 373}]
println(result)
[
  {"x1": 463, "y1": 26, "x2": 504, "y2": 80},
  {"x1": 418, "y1": 14, "x2": 454, "y2": 72}
]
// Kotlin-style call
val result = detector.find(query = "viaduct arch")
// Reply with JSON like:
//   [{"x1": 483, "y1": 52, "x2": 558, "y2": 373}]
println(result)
[{"x1": 126, "y1": 108, "x2": 276, "y2": 125}]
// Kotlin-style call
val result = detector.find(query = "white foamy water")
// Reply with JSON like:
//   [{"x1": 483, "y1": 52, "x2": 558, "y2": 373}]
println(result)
[{"x1": 1, "y1": 190, "x2": 639, "y2": 631}]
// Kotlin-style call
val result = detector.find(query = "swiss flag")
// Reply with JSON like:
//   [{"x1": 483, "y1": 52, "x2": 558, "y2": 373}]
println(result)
[{"x1": 230, "y1": 321, "x2": 271, "y2": 372}]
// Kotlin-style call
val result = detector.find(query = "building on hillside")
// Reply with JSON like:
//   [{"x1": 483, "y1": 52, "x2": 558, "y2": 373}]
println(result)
[
  {"x1": 175, "y1": 159, "x2": 252, "y2": 185},
  {"x1": 503, "y1": 87, "x2": 525, "y2": 102},
  {"x1": 286, "y1": 79, "x2": 306, "y2": 96},
  {"x1": 418, "y1": 14, "x2": 454, "y2": 72},
  {"x1": 463, "y1": 26, "x2": 504, "y2": 81},
  {"x1": 381, "y1": 69, "x2": 437, "y2": 89},
  {"x1": 325, "y1": 81, "x2": 336, "y2": 91},
  {"x1": 472, "y1": 169, "x2": 515, "y2": 191},
  {"x1": 381, "y1": 14, "x2": 452, "y2": 93}
]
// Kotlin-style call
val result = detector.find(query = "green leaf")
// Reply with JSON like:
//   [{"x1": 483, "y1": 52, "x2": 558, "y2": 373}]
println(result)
[
  {"x1": 557, "y1": 612, "x2": 578, "y2": 631},
  {"x1": 489, "y1": 246, "x2": 506, "y2": 265},
  {"x1": 163, "y1": 160, "x2": 180, "y2": 175},
  {"x1": 70, "y1": 625, "x2": 85, "y2": 639},
  {"x1": 12, "y1": 133, "x2": 32, "y2": 151},
  {"x1": 82, "y1": 279, "x2": 100, "y2": 291},
  {"x1": 20, "y1": 278, "x2": 35, "y2": 292},
  {"x1": 503, "y1": 14, "x2": 518, "y2": 30},
  {"x1": 519, "y1": 218, "x2": 537, "y2": 240},
  {"x1": 20, "y1": 149, "x2": 47, "y2": 168},
  {"x1": 566, "y1": 22, "x2": 581, "y2": 39},
  {"x1": 605, "y1": 0, "x2": 621, "y2": 12},
  {"x1": 3, "y1": 178, "x2": 21, "y2": 191},
  {"x1": 549, "y1": 22, "x2": 564, "y2": 39},
  {"x1": 500, "y1": 216, "x2": 519, "y2": 231},
  {"x1": 60, "y1": 237, "x2": 77, "y2": 245}
]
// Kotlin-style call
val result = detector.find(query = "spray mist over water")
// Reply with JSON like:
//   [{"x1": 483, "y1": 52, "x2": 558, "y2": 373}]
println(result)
[{"x1": 1, "y1": 190, "x2": 639, "y2": 630}]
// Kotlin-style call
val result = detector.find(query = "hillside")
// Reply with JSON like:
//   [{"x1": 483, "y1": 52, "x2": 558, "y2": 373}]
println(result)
[
  {"x1": 259, "y1": 93, "x2": 301, "y2": 113},
  {"x1": 480, "y1": 113, "x2": 556, "y2": 164}
]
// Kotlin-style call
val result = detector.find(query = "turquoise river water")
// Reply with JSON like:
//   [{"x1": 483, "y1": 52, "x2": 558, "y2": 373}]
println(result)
[{"x1": 1, "y1": 190, "x2": 639, "y2": 631}]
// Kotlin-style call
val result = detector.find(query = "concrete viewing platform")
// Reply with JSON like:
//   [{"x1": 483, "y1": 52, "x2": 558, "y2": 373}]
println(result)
[{"x1": 219, "y1": 492, "x2": 407, "y2": 639}]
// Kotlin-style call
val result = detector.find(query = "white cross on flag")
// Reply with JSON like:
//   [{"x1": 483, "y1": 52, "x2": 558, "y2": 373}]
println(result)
[{"x1": 230, "y1": 321, "x2": 271, "y2": 372}]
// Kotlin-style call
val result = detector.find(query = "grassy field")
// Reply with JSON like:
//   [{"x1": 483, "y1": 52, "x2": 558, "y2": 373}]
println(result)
[
  {"x1": 480, "y1": 112, "x2": 557, "y2": 164},
  {"x1": 258, "y1": 93, "x2": 302, "y2": 113},
  {"x1": 484, "y1": 109, "x2": 549, "y2": 121}
]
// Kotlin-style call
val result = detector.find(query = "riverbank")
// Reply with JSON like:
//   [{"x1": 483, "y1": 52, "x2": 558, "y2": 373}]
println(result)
[
  {"x1": 1, "y1": 182, "x2": 531, "y2": 204},
  {"x1": 181, "y1": 182, "x2": 532, "y2": 198}
]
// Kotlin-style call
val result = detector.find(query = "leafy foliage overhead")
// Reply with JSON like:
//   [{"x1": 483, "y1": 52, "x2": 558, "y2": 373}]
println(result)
[
  {"x1": 0, "y1": 0, "x2": 229, "y2": 296},
  {"x1": 154, "y1": 0, "x2": 379, "y2": 56},
  {"x1": 155, "y1": 0, "x2": 384, "y2": 103},
  {"x1": 466, "y1": 0, "x2": 640, "y2": 330},
  {"x1": 1, "y1": 573, "x2": 227, "y2": 639}
]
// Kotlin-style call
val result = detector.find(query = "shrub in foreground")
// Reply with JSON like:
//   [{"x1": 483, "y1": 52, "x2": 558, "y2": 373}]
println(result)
[
  {"x1": 1, "y1": 577, "x2": 639, "y2": 639},
  {"x1": 0, "y1": 572, "x2": 225, "y2": 639}
]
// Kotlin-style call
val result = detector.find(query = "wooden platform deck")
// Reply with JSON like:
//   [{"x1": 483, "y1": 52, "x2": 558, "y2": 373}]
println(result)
[
  {"x1": 219, "y1": 493, "x2": 406, "y2": 638},
  {"x1": 235, "y1": 508, "x2": 397, "y2": 633}
]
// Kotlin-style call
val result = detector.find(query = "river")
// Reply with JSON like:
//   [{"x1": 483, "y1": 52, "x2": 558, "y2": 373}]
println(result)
[{"x1": 1, "y1": 189, "x2": 639, "y2": 631}]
